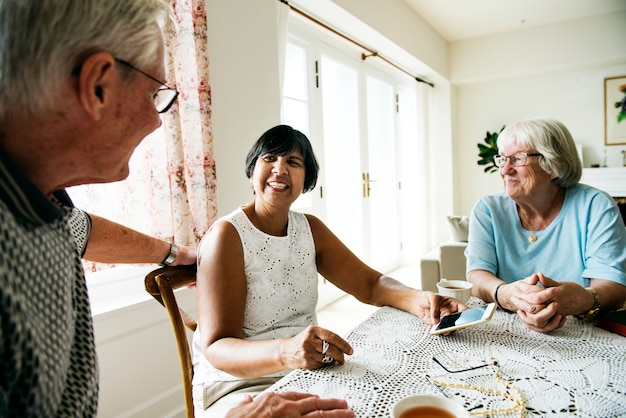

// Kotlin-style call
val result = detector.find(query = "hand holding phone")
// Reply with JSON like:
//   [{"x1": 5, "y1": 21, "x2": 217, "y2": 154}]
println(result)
[{"x1": 430, "y1": 303, "x2": 496, "y2": 335}]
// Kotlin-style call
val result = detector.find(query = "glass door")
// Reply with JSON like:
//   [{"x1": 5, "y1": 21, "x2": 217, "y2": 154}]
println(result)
[
  {"x1": 318, "y1": 50, "x2": 365, "y2": 260},
  {"x1": 283, "y1": 31, "x2": 413, "y2": 288},
  {"x1": 364, "y1": 69, "x2": 399, "y2": 270},
  {"x1": 317, "y1": 48, "x2": 400, "y2": 270}
]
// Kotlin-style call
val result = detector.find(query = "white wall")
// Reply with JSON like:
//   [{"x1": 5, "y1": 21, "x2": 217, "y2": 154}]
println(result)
[
  {"x1": 207, "y1": 0, "x2": 283, "y2": 216},
  {"x1": 324, "y1": 0, "x2": 449, "y2": 79},
  {"x1": 451, "y1": 11, "x2": 626, "y2": 216},
  {"x1": 89, "y1": 266, "x2": 195, "y2": 417}
]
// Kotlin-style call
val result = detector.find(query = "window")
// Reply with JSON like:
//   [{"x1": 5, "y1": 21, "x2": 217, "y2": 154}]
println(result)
[
  {"x1": 67, "y1": 4, "x2": 217, "y2": 273},
  {"x1": 282, "y1": 16, "x2": 424, "y2": 274}
]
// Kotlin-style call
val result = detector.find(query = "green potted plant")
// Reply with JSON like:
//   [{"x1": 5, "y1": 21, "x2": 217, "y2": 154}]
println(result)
[{"x1": 477, "y1": 126, "x2": 504, "y2": 173}]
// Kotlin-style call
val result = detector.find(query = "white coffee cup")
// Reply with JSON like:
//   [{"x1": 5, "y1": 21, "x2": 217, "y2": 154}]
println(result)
[
  {"x1": 391, "y1": 394, "x2": 469, "y2": 418},
  {"x1": 436, "y1": 279, "x2": 473, "y2": 304}
]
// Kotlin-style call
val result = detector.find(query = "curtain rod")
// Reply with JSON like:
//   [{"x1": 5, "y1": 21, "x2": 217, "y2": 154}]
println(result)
[{"x1": 279, "y1": 0, "x2": 434, "y2": 88}]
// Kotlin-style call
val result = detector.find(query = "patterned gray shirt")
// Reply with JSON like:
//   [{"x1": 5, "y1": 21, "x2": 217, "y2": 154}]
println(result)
[{"x1": 0, "y1": 149, "x2": 98, "y2": 417}]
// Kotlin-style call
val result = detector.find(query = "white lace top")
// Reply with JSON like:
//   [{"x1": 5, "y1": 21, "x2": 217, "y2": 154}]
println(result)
[{"x1": 192, "y1": 207, "x2": 319, "y2": 384}]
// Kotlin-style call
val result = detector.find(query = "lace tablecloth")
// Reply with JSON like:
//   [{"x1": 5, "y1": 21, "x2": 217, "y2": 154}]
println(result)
[{"x1": 267, "y1": 300, "x2": 626, "y2": 417}]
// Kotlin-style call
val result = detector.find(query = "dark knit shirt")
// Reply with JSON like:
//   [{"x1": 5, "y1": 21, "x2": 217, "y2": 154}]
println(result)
[{"x1": 0, "y1": 148, "x2": 98, "y2": 417}]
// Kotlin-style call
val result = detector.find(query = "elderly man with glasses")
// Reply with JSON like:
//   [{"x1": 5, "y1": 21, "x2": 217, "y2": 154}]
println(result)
[
  {"x1": 0, "y1": 1, "x2": 353, "y2": 417},
  {"x1": 466, "y1": 118, "x2": 626, "y2": 334}
]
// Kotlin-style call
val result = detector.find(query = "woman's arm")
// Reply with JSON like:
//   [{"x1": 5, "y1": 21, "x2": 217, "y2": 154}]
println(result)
[
  {"x1": 196, "y1": 219, "x2": 352, "y2": 378},
  {"x1": 467, "y1": 270, "x2": 500, "y2": 303},
  {"x1": 307, "y1": 215, "x2": 466, "y2": 325}
]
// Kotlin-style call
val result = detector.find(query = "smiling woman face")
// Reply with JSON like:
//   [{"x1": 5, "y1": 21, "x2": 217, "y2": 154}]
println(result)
[
  {"x1": 499, "y1": 142, "x2": 555, "y2": 203},
  {"x1": 251, "y1": 150, "x2": 306, "y2": 208}
]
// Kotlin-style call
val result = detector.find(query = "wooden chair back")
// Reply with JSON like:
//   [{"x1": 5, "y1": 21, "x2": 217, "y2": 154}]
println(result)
[{"x1": 145, "y1": 264, "x2": 197, "y2": 418}]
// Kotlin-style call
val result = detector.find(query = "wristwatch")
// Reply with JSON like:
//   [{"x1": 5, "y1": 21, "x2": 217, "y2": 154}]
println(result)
[
  {"x1": 575, "y1": 287, "x2": 600, "y2": 322},
  {"x1": 160, "y1": 242, "x2": 179, "y2": 266}
]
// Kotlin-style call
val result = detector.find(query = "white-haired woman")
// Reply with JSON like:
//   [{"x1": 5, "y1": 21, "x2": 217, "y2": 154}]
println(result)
[{"x1": 466, "y1": 118, "x2": 626, "y2": 333}]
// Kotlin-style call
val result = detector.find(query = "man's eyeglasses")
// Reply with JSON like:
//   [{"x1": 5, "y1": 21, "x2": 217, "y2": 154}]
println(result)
[
  {"x1": 493, "y1": 152, "x2": 542, "y2": 168},
  {"x1": 114, "y1": 58, "x2": 179, "y2": 113}
]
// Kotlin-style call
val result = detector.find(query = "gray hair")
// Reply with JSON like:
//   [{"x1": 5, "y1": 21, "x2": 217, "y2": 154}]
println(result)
[
  {"x1": 497, "y1": 118, "x2": 582, "y2": 188},
  {"x1": 0, "y1": 0, "x2": 171, "y2": 118}
]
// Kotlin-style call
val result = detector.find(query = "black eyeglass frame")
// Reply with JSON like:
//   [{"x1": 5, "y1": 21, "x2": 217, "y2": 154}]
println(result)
[
  {"x1": 114, "y1": 58, "x2": 179, "y2": 113},
  {"x1": 493, "y1": 152, "x2": 543, "y2": 168}
]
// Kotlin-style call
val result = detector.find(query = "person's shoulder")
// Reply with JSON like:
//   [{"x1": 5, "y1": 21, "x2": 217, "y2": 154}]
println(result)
[
  {"x1": 209, "y1": 217, "x2": 237, "y2": 232},
  {"x1": 204, "y1": 210, "x2": 242, "y2": 239},
  {"x1": 198, "y1": 217, "x2": 241, "y2": 254},
  {"x1": 567, "y1": 184, "x2": 614, "y2": 205},
  {"x1": 300, "y1": 212, "x2": 331, "y2": 235},
  {"x1": 301, "y1": 212, "x2": 322, "y2": 225},
  {"x1": 570, "y1": 183, "x2": 607, "y2": 195},
  {"x1": 474, "y1": 192, "x2": 509, "y2": 211}
]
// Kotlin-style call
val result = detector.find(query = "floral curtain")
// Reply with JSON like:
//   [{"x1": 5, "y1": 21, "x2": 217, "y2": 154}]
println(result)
[{"x1": 68, "y1": 0, "x2": 217, "y2": 273}]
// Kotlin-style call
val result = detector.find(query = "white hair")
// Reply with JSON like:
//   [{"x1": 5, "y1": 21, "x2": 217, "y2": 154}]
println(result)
[
  {"x1": 0, "y1": 0, "x2": 171, "y2": 118},
  {"x1": 498, "y1": 118, "x2": 582, "y2": 187}
]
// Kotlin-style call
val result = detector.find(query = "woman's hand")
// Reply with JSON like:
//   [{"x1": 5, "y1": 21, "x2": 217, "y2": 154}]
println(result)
[
  {"x1": 517, "y1": 302, "x2": 567, "y2": 333},
  {"x1": 532, "y1": 274, "x2": 599, "y2": 316},
  {"x1": 279, "y1": 325, "x2": 353, "y2": 370},
  {"x1": 227, "y1": 392, "x2": 355, "y2": 418},
  {"x1": 413, "y1": 291, "x2": 469, "y2": 326},
  {"x1": 508, "y1": 273, "x2": 571, "y2": 333},
  {"x1": 500, "y1": 274, "x2": 552, "y2": 314},
  {"x1": 510, "y1": 272, "x2": 593, "y2": 315}
]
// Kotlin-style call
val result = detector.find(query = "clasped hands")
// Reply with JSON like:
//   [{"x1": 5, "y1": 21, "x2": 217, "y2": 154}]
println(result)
[{"x1": 498, "y1": 273, "x2": 591, "y2": 333}]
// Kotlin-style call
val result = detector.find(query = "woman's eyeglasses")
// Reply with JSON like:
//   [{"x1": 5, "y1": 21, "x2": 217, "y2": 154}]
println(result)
[
  {"x1": 114, "y1": 58, "x2": 179, "y2": 113},
  {"x1": 493, "y1": 152, "x2": 542, "y2": 168}
]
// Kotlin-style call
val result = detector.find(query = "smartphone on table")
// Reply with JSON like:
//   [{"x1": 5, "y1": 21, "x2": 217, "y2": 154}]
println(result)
[{"x1": 429, "y1": 303, "x2": 496, "y2": 335}]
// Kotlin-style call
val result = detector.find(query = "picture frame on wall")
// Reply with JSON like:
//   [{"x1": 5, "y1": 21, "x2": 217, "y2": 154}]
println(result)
[{"x1": 604, "y1": 75, "x2": 626, "y2": 146}]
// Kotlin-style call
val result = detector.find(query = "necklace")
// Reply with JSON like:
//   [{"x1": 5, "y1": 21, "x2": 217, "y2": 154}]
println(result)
[
  {"x1": 429, "y1": 368, "x2": 525, "y2": 417},
  {"x1": 519, "y1": 189, "x2": 565, "y2": 244}
]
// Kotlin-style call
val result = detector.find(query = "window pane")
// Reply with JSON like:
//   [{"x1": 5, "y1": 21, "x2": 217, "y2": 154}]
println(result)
[
  {"x1": 284, "y1": 43, "x2": 308, "y2": 100},
  {"x1": 283, "y1": 42, "x2": 312, "y2": 210},
  {"x1": 282, "y1": 97, "x2": 308, "y2": 133}
]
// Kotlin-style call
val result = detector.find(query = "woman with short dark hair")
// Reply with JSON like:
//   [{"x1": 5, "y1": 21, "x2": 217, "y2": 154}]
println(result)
[{"x1": 193, "y1": 125, "x2": 466, "y2": 416}]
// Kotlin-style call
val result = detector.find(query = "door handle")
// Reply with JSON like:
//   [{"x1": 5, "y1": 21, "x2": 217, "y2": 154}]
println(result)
[{"x1": 362, "y1": 172, "x2": 377, "y2": 197}]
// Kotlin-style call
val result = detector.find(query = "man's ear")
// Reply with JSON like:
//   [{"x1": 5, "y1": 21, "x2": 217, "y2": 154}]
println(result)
[{"x1": 76, "y1": 52, "x2": 117, "y2": 121}]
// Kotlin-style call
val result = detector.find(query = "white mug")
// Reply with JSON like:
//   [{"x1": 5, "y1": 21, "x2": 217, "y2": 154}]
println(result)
[
  {"x1": 391, "y1": 394, "x2": 469, "y2": 418},
  {"x1": 436, "y1": 279, "x2": 473, "y2": 304}
]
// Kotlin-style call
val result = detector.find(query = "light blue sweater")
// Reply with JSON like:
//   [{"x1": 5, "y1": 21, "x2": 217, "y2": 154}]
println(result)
[{"x1": 466, "y1": 184, "x2": 626, "y2": 286}]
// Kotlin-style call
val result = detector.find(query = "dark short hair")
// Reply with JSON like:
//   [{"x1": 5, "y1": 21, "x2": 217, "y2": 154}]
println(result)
[{"x1": 245, "y1": 125, "x2": 319, "y2": 193}]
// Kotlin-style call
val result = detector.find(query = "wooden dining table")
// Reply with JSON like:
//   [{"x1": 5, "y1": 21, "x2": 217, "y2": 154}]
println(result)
[{"x1": 267, "y1": 299, "x2": 626, "y2": 417}]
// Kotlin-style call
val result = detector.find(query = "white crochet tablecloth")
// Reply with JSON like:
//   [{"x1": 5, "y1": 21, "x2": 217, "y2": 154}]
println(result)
[{"x1": 267, "y1": 300, "x2": 626, "y2": 417}]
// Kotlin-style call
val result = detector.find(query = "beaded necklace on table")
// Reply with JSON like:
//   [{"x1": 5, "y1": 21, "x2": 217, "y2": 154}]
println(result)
[{"x1": 428, "y1": 365, "x2": 525, "y2": 417}]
